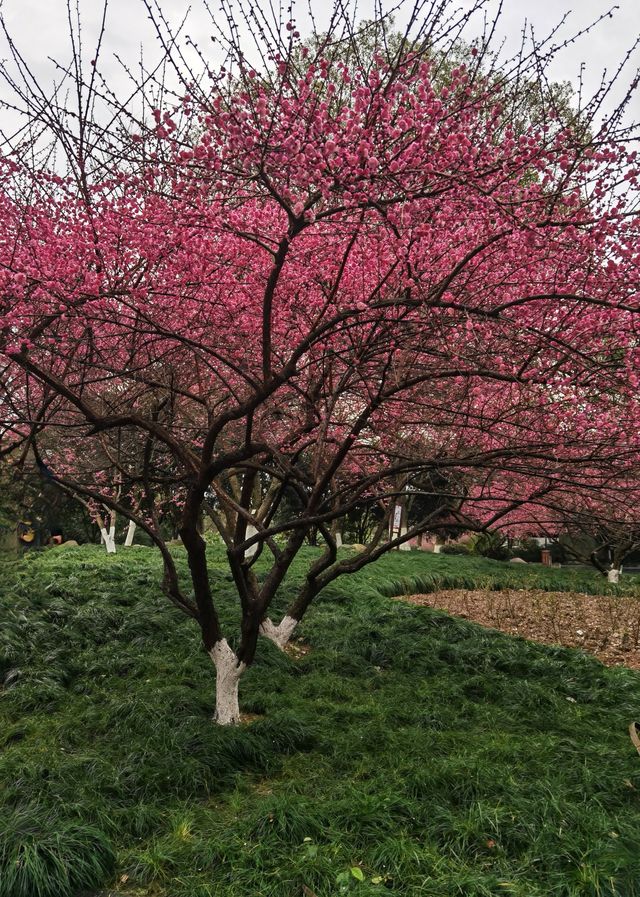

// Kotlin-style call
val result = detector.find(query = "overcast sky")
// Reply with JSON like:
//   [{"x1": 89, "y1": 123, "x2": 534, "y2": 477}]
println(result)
[{"x1": 0, "y1": 0, "x2": 638, "y2": 127}]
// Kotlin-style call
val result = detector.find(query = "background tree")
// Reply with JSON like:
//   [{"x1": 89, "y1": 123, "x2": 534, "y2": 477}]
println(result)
[{"x1": 509, "y1": 485, "x2": 640, "y2": 581}]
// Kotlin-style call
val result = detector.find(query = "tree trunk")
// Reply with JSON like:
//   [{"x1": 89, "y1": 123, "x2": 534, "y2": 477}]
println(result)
[
  {"x1": 100, "y1": 526, "x2": 117, "y2": 553},
  {"x1": 399, "y1": 503, "x2": 410, "y2": 550},
  {"x1": 210, "y1": 639, "x2": 246, "y2": 725},
  {"x1": 124, "y1": 520, "x2": 136, "y2": 547},
  {"x1": 260, "y1": 615, "x2": 298, "y2": 650},
  {"x1": 244, "y1": 523, "x2": 259, "y2": 559}
]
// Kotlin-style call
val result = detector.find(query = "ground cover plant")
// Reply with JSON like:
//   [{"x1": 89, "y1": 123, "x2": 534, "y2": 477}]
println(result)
[
  {"x1": 1, "y1": 545, "x2": 640, "y2": 897},
  {"x1": 401, "y1": 588, "x2": 640, "y2": 670}
]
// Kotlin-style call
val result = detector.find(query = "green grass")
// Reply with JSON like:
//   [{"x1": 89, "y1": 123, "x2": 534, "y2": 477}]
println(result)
[
  {"x1": 362, "y1": 550, "x2": 640, "y2": 598},
  {"x1": 1, "y1": 545, "x2": 639, "y2": 897}
]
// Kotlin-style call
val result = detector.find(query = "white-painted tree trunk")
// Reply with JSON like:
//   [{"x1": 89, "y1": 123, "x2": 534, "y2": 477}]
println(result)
[
  {"x1": 260, "y1": 615, "x2": 298, "y2": 650},
  {"x1": 124, "y1": 520, "x2": 136, "y2": 547},
  {"x1": 399, "y1": 525, "x2": 411, "y2": 550},
  {"x1": 433, "y1": 540, "x2": 442, "y2": 554},
  {"x1": 100, "y1": 526, "x2": 117, "y2": 554},
  {"x1": 335, "y1": 531, "x2": 343, "y2": 548},
  {"x1": 607, "y1": 567, "x2": 621, "y2": 584},
  {"x1": 209, "y1": 639, "x2": 246, "y2": 725},
  {"x1": 244, "y1": 524, "x2": 259, "y2": 559}
]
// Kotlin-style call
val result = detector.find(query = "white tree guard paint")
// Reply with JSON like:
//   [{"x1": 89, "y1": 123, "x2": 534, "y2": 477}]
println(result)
[
  {"x1": 244, "y1": 524, "x2": 259, "y2": 559},
  {"x1": 100, "y1": 526, "x2": 117, "y2": 554},
  {"x1": 335, "y1": 531, "x2": 343, "y2": 548},
  {"x1": 399, "y1": 525, "x2": 411, "y2": 550},
  {"x1": 260, "y1": 615, "x2": 298, "y2": 650},
  {"x1": 209, "y1": 639, "x2": 246, "y2": 725},
  {"x1": 607, "y1": 568, "x2": 621, "y2": 584},
  {"x1": 124, "y1": 520, "x2": 136, "y2": 547}
]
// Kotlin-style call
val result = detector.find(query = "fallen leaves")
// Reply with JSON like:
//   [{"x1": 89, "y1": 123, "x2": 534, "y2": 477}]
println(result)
[{"x1": 396, "y1": 588, "x2": 640, "y2": 669}]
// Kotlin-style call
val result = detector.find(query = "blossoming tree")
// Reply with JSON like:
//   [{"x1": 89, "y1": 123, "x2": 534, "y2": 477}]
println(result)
[
  {"x1": 1, "y1": 0, "x2": 639, "y2": 722},
  {"x1": 479, "y1": 475, "x2": 640, "y2": 582}
]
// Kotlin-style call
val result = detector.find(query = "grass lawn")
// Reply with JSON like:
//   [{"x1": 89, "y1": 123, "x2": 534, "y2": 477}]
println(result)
[{"x1": 1, "y1": 545, "x2": 639, "y2": 897}]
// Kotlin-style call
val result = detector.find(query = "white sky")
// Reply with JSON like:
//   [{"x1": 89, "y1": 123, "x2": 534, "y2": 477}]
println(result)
[{"x1": 0, "y1": 0, "x2": 638, "y2": 127}]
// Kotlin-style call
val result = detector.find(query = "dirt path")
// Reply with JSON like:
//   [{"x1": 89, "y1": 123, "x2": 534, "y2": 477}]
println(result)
[{"x1": 396, "y1": 589, "x2": 640, "y2": 670}]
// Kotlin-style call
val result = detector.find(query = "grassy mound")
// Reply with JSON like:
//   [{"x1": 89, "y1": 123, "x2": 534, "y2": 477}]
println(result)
[
  {"x1": 367, "y1": 551, "x2": 640, "y2": 598},
  {"x1": 1, "y1": 546, "x2": 639, "y2": 896}
]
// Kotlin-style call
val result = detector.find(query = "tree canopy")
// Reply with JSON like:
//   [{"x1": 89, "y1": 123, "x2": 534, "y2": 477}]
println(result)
[{"x1": 1, "y1": 0, "x2": 639, "y2": 722}]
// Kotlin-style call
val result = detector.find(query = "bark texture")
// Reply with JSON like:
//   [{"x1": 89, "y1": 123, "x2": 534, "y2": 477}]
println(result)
[
  {"x1": 100, "y1": 526, "x2": 117, "y2": 554},
  {"x1": 210, "y1": 639, "x2": 246, "y2": 725},
  {"x1": 260, "y1": 615, "x2": 298, "y2": 650},
  {"x1": 124, "y1": 520, "x2": 136, "y2": 546}
]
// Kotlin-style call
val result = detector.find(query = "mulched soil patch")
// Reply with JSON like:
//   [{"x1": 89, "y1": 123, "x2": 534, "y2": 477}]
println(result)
[{"x1": 396, "y1": 589, "x2": 640, "y2": 670}]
